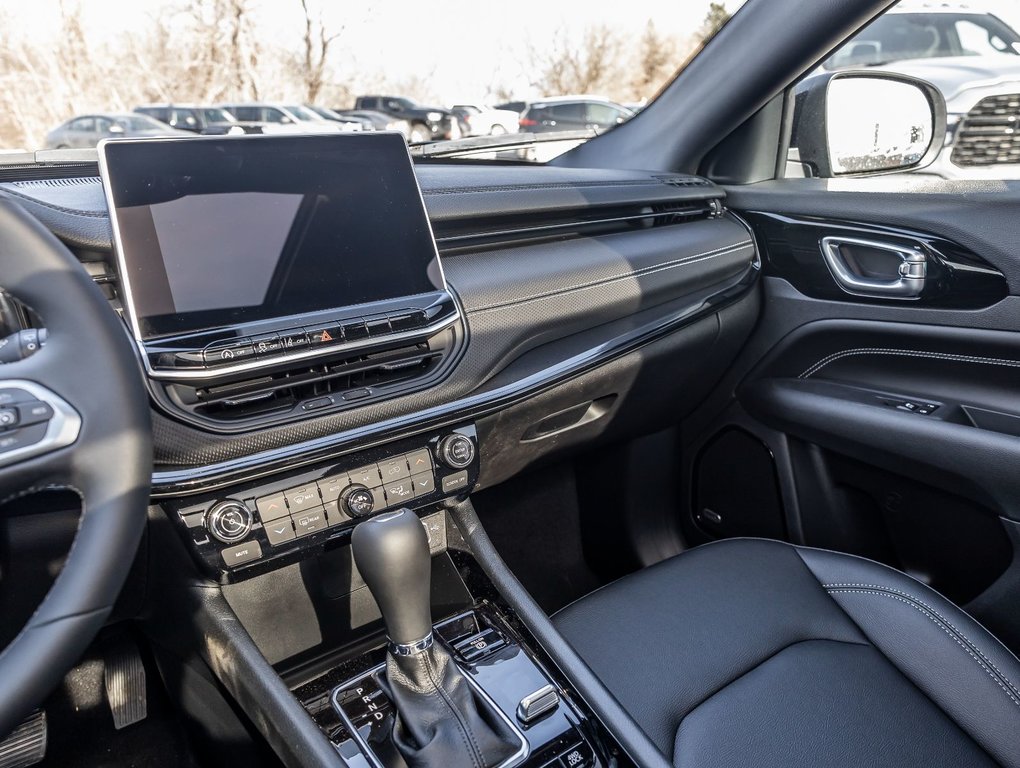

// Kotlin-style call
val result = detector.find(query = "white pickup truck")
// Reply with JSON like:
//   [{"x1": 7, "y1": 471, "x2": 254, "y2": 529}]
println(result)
[{"x1": 825, "y1": 3, "x2": 1020, "y2": 179}]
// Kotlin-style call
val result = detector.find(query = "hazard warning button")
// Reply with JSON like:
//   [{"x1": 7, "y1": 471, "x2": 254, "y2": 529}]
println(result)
[{"x1": 305, "y1": 323, "x2": 344, "y2": 347}]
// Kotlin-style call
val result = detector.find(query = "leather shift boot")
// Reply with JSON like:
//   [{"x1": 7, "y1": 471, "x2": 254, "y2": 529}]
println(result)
[{"x1": 381, "y1": 642, "x2": 518, "y2": 768}]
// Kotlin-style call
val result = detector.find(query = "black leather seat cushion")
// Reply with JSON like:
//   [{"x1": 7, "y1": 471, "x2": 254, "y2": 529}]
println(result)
[{"x1": 553, "y1": 539, "x2": 1020, "y2": 767}]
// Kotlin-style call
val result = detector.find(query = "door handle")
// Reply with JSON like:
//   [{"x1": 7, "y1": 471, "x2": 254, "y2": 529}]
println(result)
[{"x1": 820, "y1": 236, "x2": 927, "y2": 299}]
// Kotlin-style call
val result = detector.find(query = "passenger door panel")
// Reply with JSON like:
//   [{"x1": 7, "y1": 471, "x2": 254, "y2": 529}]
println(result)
[{"x1": 679, "y1": 180, "x2": 1020, "y2": 652}]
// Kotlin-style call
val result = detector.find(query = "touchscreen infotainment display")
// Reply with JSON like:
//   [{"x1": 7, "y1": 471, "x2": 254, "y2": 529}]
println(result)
[{"x1": 100, "y1": 133, "x2": 443, "y2": 340}]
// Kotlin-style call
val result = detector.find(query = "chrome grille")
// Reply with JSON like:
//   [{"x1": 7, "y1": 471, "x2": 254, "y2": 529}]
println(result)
[{"x1": 951, "y1": 93, "x2": 1020, "y2": 167}]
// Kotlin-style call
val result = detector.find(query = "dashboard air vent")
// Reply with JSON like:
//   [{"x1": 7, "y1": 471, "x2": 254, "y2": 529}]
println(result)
[{"x1": 169, "y1": 342, "x2": 442, "y2": 423}]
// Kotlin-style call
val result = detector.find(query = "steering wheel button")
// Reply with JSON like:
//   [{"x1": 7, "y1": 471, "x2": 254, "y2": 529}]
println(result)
[
  {"x1": 0, "y1": 388, "x2": 32, "y2": 405},
  {"x1": 255, "y1": 493, "x2": 289, "y2": 522},
  {"x1": 0, "y1": 424, "x2": 47, "y2": 454},
  {"x1": 16, "y1": 402, "x2": 53, "y2": 426},
  {"x1": 0, "y1": 408, "x2": 18, "y2": 428},
  {"x1": 221, "y1": 541, "x2": 262, "y2": 567}
]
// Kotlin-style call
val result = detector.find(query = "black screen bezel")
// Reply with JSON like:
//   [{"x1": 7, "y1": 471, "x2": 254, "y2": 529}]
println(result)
[{"x1": 99, "y1": 133, "x2": 445, "y2": 342}]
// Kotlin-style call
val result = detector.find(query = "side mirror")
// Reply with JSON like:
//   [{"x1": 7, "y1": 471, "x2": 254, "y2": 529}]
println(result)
[
  {"x1": 792, "y1": 70, "x2": 946, "y2": 177},
  {"x1": 108, "y1": 124, "x2": 125, "y2": 134}
]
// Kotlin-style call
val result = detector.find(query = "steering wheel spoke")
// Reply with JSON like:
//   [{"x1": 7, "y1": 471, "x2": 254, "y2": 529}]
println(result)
[{"x1": 0, "y1": 198, "x2": 151, "y2": 738}]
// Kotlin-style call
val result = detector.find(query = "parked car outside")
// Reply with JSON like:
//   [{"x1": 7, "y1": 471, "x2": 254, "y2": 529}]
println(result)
[
  {"x1": 352, "y1": 96, "x2": 458, "y2": 142},
  {"x1": 493, "y1": 100, "x2": 529, "y2": 114},
  {"x1": 303, "y1": 105, "x2": 370, "y2": 131},
  {"x1": 518, "y1": 97, "x2": 635, "y2": 134},
  {"x1": 334, "y1": 109, "x2": 412, "y2": 137},
  {"x1": 44, "y1": 113, "x2": 188, "y2": 148},
  {"x1": 450, "y1": 104, "x2": 520, "y2": 136},
  {"x1": 133, "y1": 104, "x2": 265, "y2": 135},
  {"x1": 822, "y1": 3, "x2": 1020, "y2": 179},
  {"x1": 217, "y1": 103, "x2": 351, "y2": 133}
]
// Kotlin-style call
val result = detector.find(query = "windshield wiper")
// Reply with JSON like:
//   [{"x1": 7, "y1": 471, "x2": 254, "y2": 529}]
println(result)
[{"x1": 408, "y1": 129, "x2": 595, "y2": 159}]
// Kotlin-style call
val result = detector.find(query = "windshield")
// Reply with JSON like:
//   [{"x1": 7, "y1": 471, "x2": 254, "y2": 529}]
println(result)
[
  {"x1": 1, "y1": 0, "x2": 748, "y2": 159},
  {"x1": 825, "y1": 11, "x2": 1020, "y2": 69}
]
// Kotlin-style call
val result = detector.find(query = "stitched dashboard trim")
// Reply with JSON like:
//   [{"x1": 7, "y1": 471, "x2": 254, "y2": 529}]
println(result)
[{"x1": 800, "y1": 347, "x2": 1020, "y2": 379}]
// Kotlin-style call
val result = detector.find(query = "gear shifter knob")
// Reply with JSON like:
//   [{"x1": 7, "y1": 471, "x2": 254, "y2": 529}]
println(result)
[{"x1": 352, "y1": 509, "x2": 433, "y2": 648}]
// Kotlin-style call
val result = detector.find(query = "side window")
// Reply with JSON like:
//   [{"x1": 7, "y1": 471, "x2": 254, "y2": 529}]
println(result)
[
  {"x1": 550, "y1": 103, "x2": 584, "y2": 123},
  {"x1": 586, "y1": 103, "x2": 623, "y2": 125},
  {"x1": 95, "y1": 117, "x2": 112, "y2": 134},
  {"x1": 171, "y1": 109, "x2": 199, "y2": 128},
  {"x1": 525, "y1": 106, "x2": 549, "y2": 124},
  {"x1": 262, "y1": 108, "x2": 289, "y2": 123},
  {"x1": 70, "y1": 117, "x2": 94, "y2": 132},
  {"x1": 230, "y1": 107, "x2": 257, "y2": 121},
  {"x1": 788, "y1": 1, "x2": 1020, "y2": 180}
]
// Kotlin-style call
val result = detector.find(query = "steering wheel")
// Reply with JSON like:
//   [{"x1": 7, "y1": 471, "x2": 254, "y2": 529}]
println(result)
[{"x1": 0, "y1": 199, "x2": 152, "y2": 737}]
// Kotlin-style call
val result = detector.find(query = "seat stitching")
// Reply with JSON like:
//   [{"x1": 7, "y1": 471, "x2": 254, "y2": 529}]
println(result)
[
  {"x1": 825, "y1": 582, "x2": 1020, "y2": 700},
  {"x1": 799, "y1": 348, "x2": 1020, "y2": 379},
  {"x1": 469, "y1": 240, "x2": 752, "y2": 313},
  {"x1": 827, "y1": 588, "x2": 1020, "y2": 709}
]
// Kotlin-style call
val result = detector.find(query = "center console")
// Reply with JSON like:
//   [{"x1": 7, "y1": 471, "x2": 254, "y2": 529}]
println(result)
[{"x1": 100, "y1": 134, "x2": 624, "y2": 767}]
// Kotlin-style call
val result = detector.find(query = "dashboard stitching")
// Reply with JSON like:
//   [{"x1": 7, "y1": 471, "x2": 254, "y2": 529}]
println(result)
[
  {"x1": 800, "y1": 348, "x2": 1020, "y2": 379},
  {"x1": 470, "y1": 240, "x2": 753, "y2": 313}
]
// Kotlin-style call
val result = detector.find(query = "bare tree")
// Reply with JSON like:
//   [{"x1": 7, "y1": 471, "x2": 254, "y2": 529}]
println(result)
[
  {"x1": 529, "y1": 25, "x2": 624, "y2": 98},
  {"x1": 630, "y1": 20, "x2": 676, "y2": 102},
  {"x1": 297, "y1": 0, "x2": 343, "y2": 103},
  {"x1": 699, "y1": 2, "x2": 731, "y2": 42}
]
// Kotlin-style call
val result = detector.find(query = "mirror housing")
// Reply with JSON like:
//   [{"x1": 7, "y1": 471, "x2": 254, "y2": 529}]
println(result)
[{"x1": 792, "y1": 70, "x2": 947, "y2": 177}]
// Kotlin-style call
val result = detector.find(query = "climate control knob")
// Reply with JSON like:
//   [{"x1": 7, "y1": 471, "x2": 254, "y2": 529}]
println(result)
[
  {"x1": 207, "y1": 500, "x2": 253, "y2": 544},
  {"x1": 341, "y1": 484, "x2": 376, "y2": 518},
  {"x1": 437, "y1": 434, "x2": 475, "y2": 469}
]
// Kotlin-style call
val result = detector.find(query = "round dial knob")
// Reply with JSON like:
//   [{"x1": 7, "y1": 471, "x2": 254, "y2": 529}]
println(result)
[
  {"x1": 341, "y1": 484, "x2": 376, "y2": 518},
  {"x1": 438, "y1": 434, "x2": 475, "y2": 469},
  {"x1": 207, "y1": 500, "x2": 253, "y2": 544}
]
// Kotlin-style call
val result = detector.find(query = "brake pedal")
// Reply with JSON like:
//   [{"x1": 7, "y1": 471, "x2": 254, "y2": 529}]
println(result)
[
  {"x1": 104, "y1": 639, "x2": 147, "y2": 730},
  {"x1": 0, "y1": 710, "x2": 46, "y2": 768}
]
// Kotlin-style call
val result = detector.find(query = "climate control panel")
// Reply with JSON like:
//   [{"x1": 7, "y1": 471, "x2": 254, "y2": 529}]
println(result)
[{"x1": 165, "y1": 425, "x2": 479, "y2": 579}]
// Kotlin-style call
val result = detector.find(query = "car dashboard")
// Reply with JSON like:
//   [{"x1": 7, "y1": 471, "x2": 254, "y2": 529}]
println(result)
[{"x1": 0, "y1": 142, "x2": 760, "y2": 768}]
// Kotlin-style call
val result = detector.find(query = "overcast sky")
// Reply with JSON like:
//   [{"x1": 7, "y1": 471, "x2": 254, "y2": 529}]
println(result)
[
  {"x1": 4, "y1": 1, "x2": 1020, "y2": 102},
  {"x1": 2, "y1": 0, "x2": 747, "y2": 101}
]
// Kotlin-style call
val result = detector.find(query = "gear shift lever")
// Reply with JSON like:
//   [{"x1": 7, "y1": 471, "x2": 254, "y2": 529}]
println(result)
[
  {"x1": 352, "y1": 508, "x2": 434, "y2": 652},
  {"x1": 352, "y1": 509, "x2": 518, "y2": 768}
]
